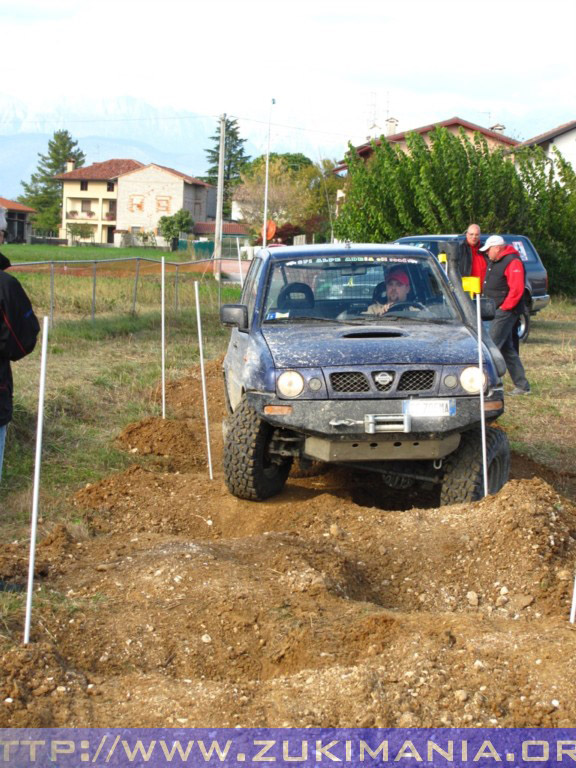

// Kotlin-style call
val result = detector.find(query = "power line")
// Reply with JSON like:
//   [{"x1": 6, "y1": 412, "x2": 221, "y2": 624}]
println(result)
[{"x1": 0, "y1": 108, "x2": 357, "y2": 141}]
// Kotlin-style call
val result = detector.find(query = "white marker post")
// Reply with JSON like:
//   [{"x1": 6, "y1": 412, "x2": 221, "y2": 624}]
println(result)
[
  {"x1": 194, "y1": 282, "x2": 213, "y2": 479},
  {"x1": 161, "y1": 257, "x2": 166, "y2": 419},
  {"x1": 24, "y1": 316, "x2": 49, "y2": 645},
  {"x1": 570, "y1": 572, "x2": 576, "y2": 624},
  {"x1": 236, "y1": 237, "x2": 244, "y2": 288},
  {"x1": 476, "y1": 294, "x2": 489, "y2": 497}
]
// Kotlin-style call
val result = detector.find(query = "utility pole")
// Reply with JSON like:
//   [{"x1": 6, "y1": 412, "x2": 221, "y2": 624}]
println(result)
[
  {"x1": 214, "y1": 113, "x2": 226, "y2": 297},
  {"x1": 262, "y1": 98, "x2": 275, "y2": 247}
]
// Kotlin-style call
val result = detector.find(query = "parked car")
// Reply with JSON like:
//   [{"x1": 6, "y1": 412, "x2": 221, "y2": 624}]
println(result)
[
  {"x1": 220, "y1": 243, "x2": 509, "y2": 506},
  {"x1": 394, "y1": 234, "x2": 550, "y2": 341}
]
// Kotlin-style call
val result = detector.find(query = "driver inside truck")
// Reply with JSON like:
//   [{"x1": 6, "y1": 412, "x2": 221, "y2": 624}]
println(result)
[{"x1": 366, "y1": 267, "x2": 411, "y2": 315}]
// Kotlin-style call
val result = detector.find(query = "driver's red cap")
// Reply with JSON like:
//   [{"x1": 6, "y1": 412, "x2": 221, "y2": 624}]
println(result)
[{"x1": 386, "y1": 268, "x2": 410, "y2": 286}]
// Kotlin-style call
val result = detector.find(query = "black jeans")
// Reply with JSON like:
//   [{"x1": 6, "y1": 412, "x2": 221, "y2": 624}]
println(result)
[{"x1": 489, "y1": 310, "x2": 529, "y2": 391}]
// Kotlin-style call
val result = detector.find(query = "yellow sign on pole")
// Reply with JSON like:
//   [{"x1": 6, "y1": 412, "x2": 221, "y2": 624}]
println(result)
[{"x1": 462, "y1": 276, "x2": 481, "y2": 297}]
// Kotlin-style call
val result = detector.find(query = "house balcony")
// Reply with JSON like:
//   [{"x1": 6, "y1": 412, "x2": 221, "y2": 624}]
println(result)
[{"x1": 66, "y1": 211, "x2": 97, "y2": 220}]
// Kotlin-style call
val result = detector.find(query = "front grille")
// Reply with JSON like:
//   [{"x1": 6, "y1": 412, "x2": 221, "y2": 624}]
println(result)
[
  {"x1": 330, "y1": 371, "x2": 370, "y2": 392},
  {"x1": 397, "y1": 370, "x2": 435, "y2": 391}
]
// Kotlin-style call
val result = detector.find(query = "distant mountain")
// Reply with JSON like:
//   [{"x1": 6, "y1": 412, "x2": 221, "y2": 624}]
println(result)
[
  {"x1": 0, "y1": 94, "x2": 217, "y2": 199},
  {"x1": 0, "y1": 93, "x2": 345, "y2": 201}
]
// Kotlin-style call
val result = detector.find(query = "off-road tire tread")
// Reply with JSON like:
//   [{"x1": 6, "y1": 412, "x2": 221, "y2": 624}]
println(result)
[
  {"x1": 223, "y1": 398, "x2": 292, "y2": 501},
  {"x1": 440, "y1": 426, "x2": 510, "y2": 505}
]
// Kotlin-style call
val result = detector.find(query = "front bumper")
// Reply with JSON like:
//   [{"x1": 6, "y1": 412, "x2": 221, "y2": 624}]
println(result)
[{"x1": 246, "y1": 391, "x2": 504, "y2": 440}]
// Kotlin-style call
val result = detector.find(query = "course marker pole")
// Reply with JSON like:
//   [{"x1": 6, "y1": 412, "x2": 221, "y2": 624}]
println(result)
[
  {"x1": 49, "y1": 262, "x2": 55, "y2": 327},
  {"x1": 236, "y1": 237, "x2": 244, "y2": 287},
  {"x1": 570, "y1": 572, "x2": 576, "y2": 624},
  {"x1": 24, "y1": 316, "x2": 49, "y2": 645},
  {"x1": 91, "y1": 261, "x2": 97, "y2": 322},
  {"x1": 194, "y1": 281, "x2": 213, "y2": 480},
  {"x1": 476, "y1": 295, "x2": 489, "y2": 497},
  {"x1": 161, "y1": 257, "x2": 166, "y2": 419}
]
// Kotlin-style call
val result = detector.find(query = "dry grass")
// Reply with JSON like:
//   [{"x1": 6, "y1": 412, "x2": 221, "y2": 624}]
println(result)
[{"x1": 499, "y1": 298, "x2": 576, "y2": 475}]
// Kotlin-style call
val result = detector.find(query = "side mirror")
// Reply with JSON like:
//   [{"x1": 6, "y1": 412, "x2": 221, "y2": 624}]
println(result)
[
  {"x1": 480, "y1": 297, "x2": 496, "y2": 321},
  {"x1": 220, "y1": 304, "x2": 249, "y2": 330}
]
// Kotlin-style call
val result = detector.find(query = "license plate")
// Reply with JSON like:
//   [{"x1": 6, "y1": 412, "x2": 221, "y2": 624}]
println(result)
[{"x1": 403, "y1": 399, "x2": 456, "y2": 417}]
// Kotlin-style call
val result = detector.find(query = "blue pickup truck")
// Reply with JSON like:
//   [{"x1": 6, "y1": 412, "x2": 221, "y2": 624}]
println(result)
[{"x1": 220, "y1": 243, "x2": 510, "y2": 505}]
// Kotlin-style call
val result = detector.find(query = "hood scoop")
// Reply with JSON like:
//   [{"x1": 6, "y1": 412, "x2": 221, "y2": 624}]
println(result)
[{"x1": 342, "y1": 330, "x2": 406, "y2": 339}]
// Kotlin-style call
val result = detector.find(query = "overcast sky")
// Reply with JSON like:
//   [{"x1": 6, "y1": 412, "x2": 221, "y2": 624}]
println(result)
[{"x1": 1, "y1": 0, "x2": 575, "y2": 159}]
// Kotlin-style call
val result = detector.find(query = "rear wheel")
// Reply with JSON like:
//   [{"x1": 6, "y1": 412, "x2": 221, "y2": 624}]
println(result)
[
  {"x1": 440, "y1": 427, "x2": 510, "y2": 505},
  {"x1": 223, "y1": 397, "x2": 292, "y2": 500},
  {"x1": 517, "y1": 309, "x2": 530, "y2": 343}
]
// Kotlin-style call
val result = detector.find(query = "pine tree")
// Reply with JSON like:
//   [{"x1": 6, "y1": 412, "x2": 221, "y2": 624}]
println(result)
[
  {"x1": 19, "y1": 130, "x2": 85, "y2": 233},
  {"x1": 203, "y1": 118, "x2": 251, "y2": 219}
]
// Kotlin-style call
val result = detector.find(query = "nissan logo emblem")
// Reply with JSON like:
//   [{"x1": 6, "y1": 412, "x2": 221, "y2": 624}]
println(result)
[{"x1": 375, "y1": 371, "x2": 393, "y2": 386}]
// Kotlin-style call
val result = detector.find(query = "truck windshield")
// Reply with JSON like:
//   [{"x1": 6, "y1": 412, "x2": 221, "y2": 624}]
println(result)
[{"x1": 261, "y1": 255, "x2": 461, "y2": 323}]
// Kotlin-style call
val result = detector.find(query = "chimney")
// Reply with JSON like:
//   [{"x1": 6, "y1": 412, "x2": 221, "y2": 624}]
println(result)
[
  {"x1": 66, "y1": 159, "x2": 76, "y2": 173},
  {"x1": 490, "y1": 123, "x2": 505, "y2": 134},
  {"x1": 386, "y1": 117, "x2": 399, "y2": 137}
]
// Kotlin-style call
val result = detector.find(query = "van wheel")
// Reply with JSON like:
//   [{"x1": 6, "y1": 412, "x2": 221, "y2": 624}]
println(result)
[
  {"x1": 223, "y1": 398, "x2": 292, "y2": 500},
  {"x1": 440, "y1": 427, "x2": 510, "y2": 505},
  {"x1": 517, "y1": 309, "x2": 530, "y2": 343}
]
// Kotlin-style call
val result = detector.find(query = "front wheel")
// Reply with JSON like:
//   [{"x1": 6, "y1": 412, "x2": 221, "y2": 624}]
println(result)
[
  {"x1": 223, "y1": 397, "x2": 292, "y2": 500},
  {"x1": 440, "y1": 426, "x2": 510, "y2": 505}
]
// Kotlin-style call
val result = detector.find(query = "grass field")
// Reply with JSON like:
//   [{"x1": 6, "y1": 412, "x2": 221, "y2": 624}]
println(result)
[
  {"x1": 1, "y1": 243, "x2": 194, "y2": 263},
  {"x1": 0, "y1": 265, "x2": 575, "y2": 526}
]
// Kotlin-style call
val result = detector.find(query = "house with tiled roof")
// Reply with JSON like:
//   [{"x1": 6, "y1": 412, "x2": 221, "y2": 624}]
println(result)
[
  {"x1": 115, "y1": 164, "x2": 216, "y2": 247},
  {"x1": 515, "y1": 120, "x2": 576, "y2": 170},
  {"x1": 55, "y1": 159, "x2": 145, "y2": 243},
  {"x1": 336, "y1": 116, "x2": 519, "y2": 172},
  {"x1": 0, "y1": 196, "x2": 36, "y2": 243}
]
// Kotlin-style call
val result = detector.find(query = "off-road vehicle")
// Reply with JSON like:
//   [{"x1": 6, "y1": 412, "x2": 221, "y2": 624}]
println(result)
[{"x1": 220, "y1": 243, "x2": 510, "y2": 505}]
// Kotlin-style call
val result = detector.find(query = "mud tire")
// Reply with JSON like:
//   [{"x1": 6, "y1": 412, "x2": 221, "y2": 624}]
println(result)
[
  {"x1": 223, "y1": 397, "x2": 292, "y2": 500},
  {"x1": 440, "y1": 426, "x2": 510, "y2": 505}
]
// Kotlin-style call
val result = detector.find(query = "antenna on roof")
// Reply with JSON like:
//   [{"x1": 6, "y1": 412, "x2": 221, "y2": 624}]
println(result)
[{"x1": 366, "y1": 91, "x2": 381, "y2": 140}]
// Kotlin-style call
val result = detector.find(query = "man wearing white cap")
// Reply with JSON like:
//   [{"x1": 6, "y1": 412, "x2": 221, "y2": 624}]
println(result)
[{"x1": 481, "y1": 235, "x2": 530, "y2": 395}]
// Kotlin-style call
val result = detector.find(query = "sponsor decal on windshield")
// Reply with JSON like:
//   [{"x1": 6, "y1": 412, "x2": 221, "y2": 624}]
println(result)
[{"x1": 285, "y1": 256, "x2": 420, "y2": 266}]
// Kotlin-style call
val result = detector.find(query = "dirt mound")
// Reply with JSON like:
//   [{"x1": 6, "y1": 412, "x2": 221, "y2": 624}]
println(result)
[{"x1": 1, "y1": 363, "x2": 576, "y2": 728}]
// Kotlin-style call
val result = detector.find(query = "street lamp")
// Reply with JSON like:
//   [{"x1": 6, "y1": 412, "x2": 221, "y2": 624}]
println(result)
[{"x1": 262, "y1": 98, "x2": 275, "y2": 248}]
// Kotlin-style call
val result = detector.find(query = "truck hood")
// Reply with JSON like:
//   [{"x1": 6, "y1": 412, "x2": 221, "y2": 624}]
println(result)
[{"x1": 261, "y1": 323, "x2": 479, "y2": 367}]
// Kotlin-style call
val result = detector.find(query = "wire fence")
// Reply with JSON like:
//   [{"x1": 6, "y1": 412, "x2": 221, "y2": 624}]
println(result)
[{"x1": 10, "y1": 257, "x2": 248, "y2": 324}]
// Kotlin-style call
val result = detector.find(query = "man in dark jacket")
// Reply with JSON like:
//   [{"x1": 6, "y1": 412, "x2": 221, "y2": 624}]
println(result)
[
  {"x1": 0, "y1": 255, "x2": 36, "y2": 483},
  {"x1": 481, "y1": 235, "x2": 530, "y2": 395},
  {"x1": 458, "y1": 223, "x2": 487, "y2": 283}
]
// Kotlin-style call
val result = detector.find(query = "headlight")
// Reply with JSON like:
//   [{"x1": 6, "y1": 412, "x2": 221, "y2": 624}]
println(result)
[
  {"x1": 460, "y1": 366, "x2": 486, "y2": 394},
  {"x1": 277, "y1": 370, "x2": 305, "y2": 398}
]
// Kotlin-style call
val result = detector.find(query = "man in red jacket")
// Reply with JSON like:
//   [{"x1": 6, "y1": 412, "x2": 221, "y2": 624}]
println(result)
[{"x1": 481, "y1": 235, "x2": 530, "y2": 395}]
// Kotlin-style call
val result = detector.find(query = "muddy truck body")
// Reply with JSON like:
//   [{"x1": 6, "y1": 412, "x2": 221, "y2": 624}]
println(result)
[{"x1": 220, "y1": 243, "x2": 509, "y2": 504}]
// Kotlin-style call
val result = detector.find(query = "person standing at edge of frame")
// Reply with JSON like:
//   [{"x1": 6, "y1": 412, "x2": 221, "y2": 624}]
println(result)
[
  {"x1": 481, "y1": 235, "x2": 530, "y2": 396},
  {"x1": 0, "y1": 253, "x2": 40, "y2": 487}
]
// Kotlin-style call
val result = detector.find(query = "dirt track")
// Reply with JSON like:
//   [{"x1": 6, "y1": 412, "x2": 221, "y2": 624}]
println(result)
[{"x1": 1, "y1": 360, "x2": 576, "y2": 728}]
